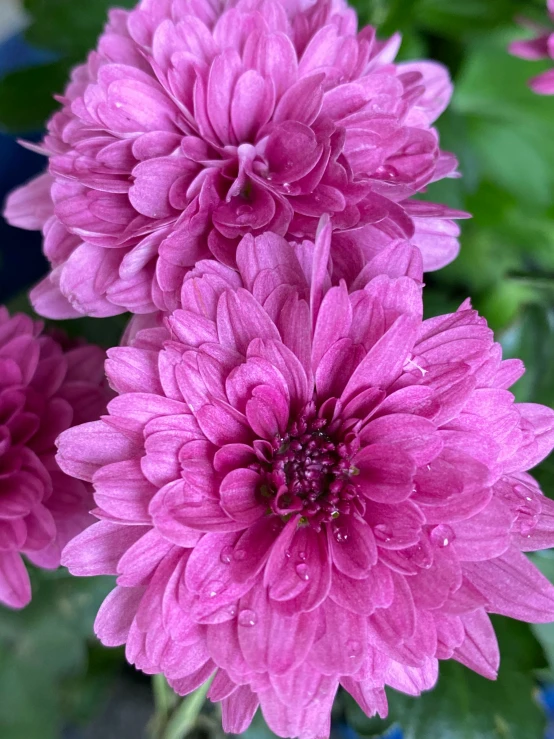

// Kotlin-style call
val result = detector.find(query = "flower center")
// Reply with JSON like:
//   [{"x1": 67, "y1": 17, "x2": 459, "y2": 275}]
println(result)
[{"x1": 256, "y1": 403, "x2": 359, "y2": 531}]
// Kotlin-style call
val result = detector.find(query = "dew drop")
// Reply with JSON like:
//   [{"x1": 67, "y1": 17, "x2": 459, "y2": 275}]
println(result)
[
  {"x1": 407, "y1": 542, "x2": 433, "y2": 568},
  {"x1": 220, "y1": 546, "x2": 233, "y2": 564},
  {"x1": 285, "y1": 549, "x2": 292, "y2": 559},
  {"x1": 298, "y1": 551, "x2": 307, "y2": 561},
  {"x1": 228, "y1": 605, "x2": 237, "y2": 618},
  {"x1": 205, "y1": 580, "x2": 223, "y2": 598},
  {"x1": 282, "y1": 182, "x2": 291, "y2": 193},
  {"x1": 430, "y1": 524, "x2": 455, "y2": 548},
  {"x1": 520, "y1": 515, "x2": 540, "y2": 536},
  {"x1": 346, "y1": 639, "x2": 361, "y2": 658},
  {"x1": 374, "y1": 524, "x2": 393, "y2": 543},
  {"x1": 374, "y1": 164, "x2": 399, "y2": 181},
  {"x1": 334, "y1": 527, "x2": 349, "y2": 543},
  {"x1": 233, "y1": 548, "x2": 247, "y2": 562},
  {"x1": 295, "y1": 563, "x2": 310, "y2": 581},
  {"x1": 238, "y1": 609, "x2": 257, "y2": 627}
]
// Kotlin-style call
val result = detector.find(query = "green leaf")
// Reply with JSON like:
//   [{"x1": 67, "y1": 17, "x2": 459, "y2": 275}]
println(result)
[
  {"x1": 349, "y1": 616, "x2": 549, "y2": 739},
  {"x1": 415, "y1": 0, "x2": 523, "y2": 36},
  {"x1": 527, "y1": 553, "x2": 554, "y2": 675},
  {"x1": 387, "y1": 640, "x2": 546, "y2": 739},
  {"x1": 23, "y1": 0, "x2": 136, "y2": 57},
  {"x1": 339, "y1": 619, "x2": 547, "y2": 739},
  {"x1": 0, "y1": 568, "x2": 116, "y2": 739},
  {"x1": 500, "y1": 304, "x2": 554, "y2": 406},
  {"x1": 59, "y1": 313, "x2": 130, "y2": 349},
  {"x1": 467, "y1": 117, "x2": 554, "y2": 206},
  {"x1": 0, "y1": 61, "x2": 72, "y2": 133}
]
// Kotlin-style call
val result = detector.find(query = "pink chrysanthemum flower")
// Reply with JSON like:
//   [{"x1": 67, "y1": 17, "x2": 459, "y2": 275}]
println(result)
[
  {"x1": 510, "y1": 1, "x2": 554, "y2": 94},
  {"x1": 5, "y1": 0, "x2": 465, "y2": 320},
  {"x1": 0, "y1": 307, "x2": 109, "y2": 608},
  {"x1": 58, "y1": 224, "x2": 554, "y2": 738}
]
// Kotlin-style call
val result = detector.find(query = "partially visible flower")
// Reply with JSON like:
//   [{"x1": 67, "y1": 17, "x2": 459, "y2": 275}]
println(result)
[
  {"x1": 0, "y1": 307, "x2": 109, "y2": 608},
  {"x1": 5, "y1": 0, "x2": 465, "y2": 320},
  {"x1": 510, "y1": 1, "x2": 554, "y2": 93},
  {"x1": 58, "y1": 225, "x2": 554, "y2": 738}
]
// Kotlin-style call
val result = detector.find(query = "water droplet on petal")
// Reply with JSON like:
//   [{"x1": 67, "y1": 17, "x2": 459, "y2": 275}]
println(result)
[
  {"x1": 285, "y1": 549, "x2": 292, "y2": 559},
  {"x1": 334, "y1": 528, "x2": 348, "y2": 543},
  {"x1": 205, "y1": 580, "x2": 223, "y2": 598},
  {"x1": 514, "y1": 485, "x2": 541, "y2": 535},
  {"x1": 227, "y1": 605, "x2": 237, "y2": 618},
  {"x1": 346, "y1": 639, "x2": 361, "y2": 658},
  {"x1": 220, "y1": 546, "x2": 233, "y2": 564},
  {"x1": 374, "y1": 524, "x2": 393, "y2": 543},
  {"x1": 298, "y1": 551, "x2": 306, "y2": 561},
  {"x1": 406, "y1": 542, "x2": 433, "y2": 568},
  {"x1": 374, "y1": 164, "x2": 399, "y2": 181},
  {"x1": 295, "y1": 563, "x2": 310, "y2": 581},
  {"x1": 430, "y1": 524, "x2": 455, "y2": 548},
  {"x1": 233, "y1": 548, "x2": 247, "y2": 562},
  {"x1": 238, "y1": 609, "x2": 257, "y2": 627}
]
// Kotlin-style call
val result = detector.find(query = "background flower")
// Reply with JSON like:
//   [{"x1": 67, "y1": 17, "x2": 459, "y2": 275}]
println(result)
[
  {"x1": 4, "y1": 0, "x2": 464, "y2": 319},
  {"x1": 0, "y1": 306, "x2": 109, "y2": 608},
  {"x1": 58, "y1": 226, "x2": 554, "y2": 737},
  {"x1": 510, "y1": 1, "x2": 554, "y2": 94}
]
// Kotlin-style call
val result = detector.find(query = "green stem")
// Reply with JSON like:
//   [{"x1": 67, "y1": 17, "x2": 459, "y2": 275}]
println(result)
[
  {"x1": 153, "y1": 673, "x2": 175, "y2": 720},
  {"x1": 162, "y1": 677, "x2": 214, "y2": 739},
  {"x1": 150, "y1": 674, "x2": 181, "y2": 738}
]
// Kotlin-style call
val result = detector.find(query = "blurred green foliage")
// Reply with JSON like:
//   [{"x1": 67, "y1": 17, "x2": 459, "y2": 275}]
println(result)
[
  {"x1": 3, "y1": 0, "x2": 554, "y2": 737},
  {"x1": 0, "y1": 568, "x2": 119, "y2": 739}
]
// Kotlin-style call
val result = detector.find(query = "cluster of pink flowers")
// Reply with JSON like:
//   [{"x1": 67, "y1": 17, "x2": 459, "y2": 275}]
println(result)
[
  {"x1": 58, "y1": 229, "x2": 554, "y2": 735},
  {"x1": 2, "y1": 0, "x2": 554, "y2": 737},
  {"x1": 0, "y1": 308, "x2": 109, "y2": 607},
  {"x1": 5, "y1": 0, "x2": 466, "y2": 320},
  {"x1": 510, "y1": 0, "x2": 554, "y2": 94}
]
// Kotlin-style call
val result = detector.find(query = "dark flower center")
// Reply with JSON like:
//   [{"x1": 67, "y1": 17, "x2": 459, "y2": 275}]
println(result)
[{"x1": 256, "y1": 402, "x2": 360, "y2": 531}]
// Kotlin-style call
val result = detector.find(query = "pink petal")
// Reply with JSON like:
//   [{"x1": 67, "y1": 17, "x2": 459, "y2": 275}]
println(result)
[
  {"x1": 0, "y1": 551, "x2": 31, "y2": 609},
  {"x1": 330, "y1": 562, "x2": 394, "y2": 615},
  {"x1": 93, "y1": 459, "x2": 157, "y2": 523},
  {"x1": 354, "y1": 443, "x2": 416, "y2": 503},
  {"x1": 95, "y1": 586, "x2": 144, "y2": 646},
  {"x1": 464, "y1": 548, "x2": 554, "y2": 623},
  {"x1": 217, "y1": 289, "x2": 280, "y2": 356},
  {"x1": 308, "y1": 599, "x2": 367, "y2": 675},
  {"x1": 341, "y1": 315, "x2": 419, "y2": 403},
  {"x1": 328, "y1": 515, "x2": 377, "y2": 579},
  {"x1": 221, "y1": 685, "x2": 259, "y2": 734},
  {"x1": 219, "y1": 469, "x2": 265, "y2": 524},
  {"x1": 237, "y1": 584, "x2": 315, "y2": 675},
  {"x1": 452, "y1": 609, "x2": 499, "y2": 679},
  {"x1": 62, "y1": 521, "x2": 146, "y2": 576}
]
